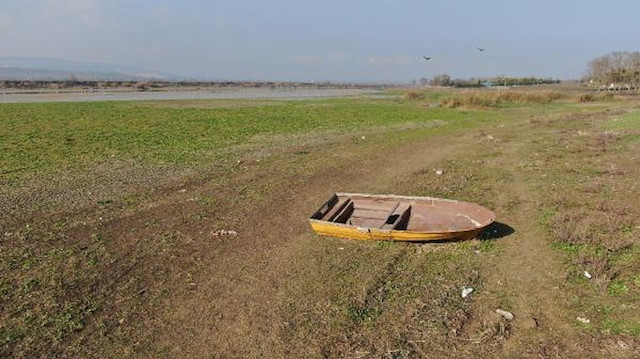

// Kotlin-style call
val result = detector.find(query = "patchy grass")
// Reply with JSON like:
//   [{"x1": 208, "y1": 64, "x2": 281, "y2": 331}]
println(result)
[
  {"x1": 528, "y1": 103, "x2": 640, "y2": 337},
  {"x1": 3, "y1": 89, "x2": 640, "y2": 357}
]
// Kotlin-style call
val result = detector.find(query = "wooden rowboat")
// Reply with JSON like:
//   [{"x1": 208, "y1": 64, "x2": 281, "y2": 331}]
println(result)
[{"x1": 309, "y1": 193, "x2": 495, "y2": 241}]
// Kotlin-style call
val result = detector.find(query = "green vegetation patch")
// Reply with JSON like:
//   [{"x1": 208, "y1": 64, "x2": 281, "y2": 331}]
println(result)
[
  {"x1": 0, "y1": 98, "x2": 497, "y2": 180},
  {"x1": 608, "y1": 110, "x2": 640, "y2": 130}
]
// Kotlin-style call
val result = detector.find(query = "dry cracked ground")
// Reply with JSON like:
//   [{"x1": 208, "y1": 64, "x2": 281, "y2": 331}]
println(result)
[{"x1": 2, "y1": 93, "x2": 640, "y2": 358}]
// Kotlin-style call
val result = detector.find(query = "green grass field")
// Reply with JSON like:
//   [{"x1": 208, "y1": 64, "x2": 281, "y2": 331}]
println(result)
[{"x1": 0, "y1": 98, "x2": 501, "y2": 180}]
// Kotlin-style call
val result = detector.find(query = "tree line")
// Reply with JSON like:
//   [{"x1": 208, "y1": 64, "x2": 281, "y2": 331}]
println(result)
[
  {"x1": 585, "y1": 51, "x2": 640, "y2": 89},
  {"x1": 418, "y1": 75, "x2": 559, "y2": 88}
]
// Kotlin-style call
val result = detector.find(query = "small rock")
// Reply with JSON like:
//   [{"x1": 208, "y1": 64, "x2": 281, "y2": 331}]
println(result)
[
  {"x1": 576, "y1": 317, "x2": 590, "y2": 324},
  {"x1": 496, "y1": 309, "x2": 514, "y2": 320},
  {"x1": 361, "y1": 136, "x2": 366, "y2": 140},
  {"x1": 212, "y1": 229, "x2": 238, "y2": 237},
  {"x1": 584, "y1": 271, "x2": 592, "y2": 279},
  {"x1": 461, "y1": 287, "x2": 474, "y2": 298},
  {"x1": 474, "y1": 250, "x2": 481, "y2": 254},
  {"x1": 486, "y1": 135, "x2": 494, "y2": 140},
  {"x1": 338, "y1": 247, "x2": 345, "y2": 250},
  {"x1": 435, "y1": 169, "x2": 444, "y2": 176},
  {"x1": 178, "y1": 189, "x2": 187, "y2": 193}
]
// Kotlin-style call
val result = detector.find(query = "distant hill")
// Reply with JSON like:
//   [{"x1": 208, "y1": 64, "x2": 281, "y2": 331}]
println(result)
[{"x1": 0, "y1": 57, "x2": 180, "y2": 81}]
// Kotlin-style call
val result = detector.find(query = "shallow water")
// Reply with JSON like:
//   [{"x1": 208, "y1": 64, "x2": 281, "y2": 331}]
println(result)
[{"x1": 0, "y1": 88, "x2": 379, "y2": 103}]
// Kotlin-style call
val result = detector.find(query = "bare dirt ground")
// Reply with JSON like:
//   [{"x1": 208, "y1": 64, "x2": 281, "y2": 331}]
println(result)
[{"x1": 2, "y1": 95, "x2": 640, "y2": 358}]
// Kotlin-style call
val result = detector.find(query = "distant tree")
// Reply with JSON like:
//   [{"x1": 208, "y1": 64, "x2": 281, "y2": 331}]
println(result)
[
  {"x1": 586, "y1": 51, "x2": 640, "y2": 89},
  {"x1": 430, "y1": 74, "x2": 452, "y2": 87},
  {"x1": 418, "y1": 77, "x2": 429, "y2": 86}
]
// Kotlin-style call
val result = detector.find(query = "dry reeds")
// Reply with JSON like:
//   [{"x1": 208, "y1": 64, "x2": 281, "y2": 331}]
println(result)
[
  {"x1": 403, "y1": 90, "x2": 426, "y2": 100},
  {"x1": 440, "y1": 91, "x2": 566, "y2": 109}
]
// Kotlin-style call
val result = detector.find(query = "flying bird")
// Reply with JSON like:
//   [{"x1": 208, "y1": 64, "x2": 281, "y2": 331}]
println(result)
[
  {"x1": 422, "y1": 56, "x2": 432, "y2": 61},
  {"x1": 477, "y1": 47, "x2": 485, "y2": 52}
]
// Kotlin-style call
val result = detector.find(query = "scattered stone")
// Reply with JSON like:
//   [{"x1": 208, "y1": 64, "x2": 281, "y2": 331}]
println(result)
[
  {"x1": 617, "y1": 340, "x2": 629, "y2": 349},
  {"x1": 178, "y1": 189, "x2": 187, "y2": 193},
  {"x1": 496, "y1": 309, "x2": 514, "y2": 320},
  {"x1": 576, "y1": 317, "x2": 590, "y2": 324},
  {"x1": 486, "y1": 135, "x2": 494, "y2": 141},
  {"x1": 435, "y1": 169, "x2": 444, "y2": 176},
  {"x1": 461, "y1": 287, "x2": 474, "y2": 298},
  {"x1": 584, "y1": 271, "x2": 592, "y2": 279},
  {"x1": 474, "y1": 250, "x2": 481, "y2": 254},
  {"x1": 212, "y1": 229, "x2": 238, "y2": 237}
]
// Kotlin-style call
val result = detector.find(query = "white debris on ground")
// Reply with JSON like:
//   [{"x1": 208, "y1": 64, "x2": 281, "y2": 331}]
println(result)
[
  {"x1": 212, "y1": 229, "x2": 238, "y2": 237},
  {"x1": 361, "y1": 136, "x2": 366, "y2": 140},
  {"x1": 496, "y1": 309, "x2": 514, "y2": 320},
  {"x1": 435, "y1": 169, "x2": 444, "y2": 176},
  {"x1": 584, "y1": 271, "x2": 592, "y2": 279},
  {"x1": 178, "y1": 189, "x2": 187, "y2": 193},
  {"x1": 461, "y1": 287, "x2": 474, "y2": 298},
  {"x1": 338, "y1": 247, "x2": 345, "y2": 250},
  {"x1": 576, "y1": 317, "x2": 591, "y2": 324}
]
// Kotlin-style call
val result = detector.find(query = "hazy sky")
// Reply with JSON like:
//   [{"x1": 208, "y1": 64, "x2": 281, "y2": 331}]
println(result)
[{"x1": 1, "y1": 0, "x2": 639, "y2": 82}]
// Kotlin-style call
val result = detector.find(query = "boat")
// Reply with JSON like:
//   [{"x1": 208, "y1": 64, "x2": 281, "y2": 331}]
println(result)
[{"x1": 309, "y1": 193, "x2": 495, "y2": 241}]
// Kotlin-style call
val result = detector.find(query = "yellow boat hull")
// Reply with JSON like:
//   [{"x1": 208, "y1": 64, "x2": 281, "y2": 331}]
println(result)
[{"x1": 310, "y1": 220, "x2": 482, "y2": 241}]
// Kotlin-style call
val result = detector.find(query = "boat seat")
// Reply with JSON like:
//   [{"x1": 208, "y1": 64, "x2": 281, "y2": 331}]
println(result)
[
  {"x1": 322, "y1": 197, "x2": 350, "y2": 221},
  {"x1": 332, "y1": 200, "x2": 355, "y2": 224},
  {"x1": 347, "y1": 201, "x2": 400, "y2": 228},
  {"x1": 381, "y1": 204, "x2": 412, "y2": 230}
]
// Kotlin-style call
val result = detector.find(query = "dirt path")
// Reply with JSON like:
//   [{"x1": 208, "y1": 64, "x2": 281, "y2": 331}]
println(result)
[
  {"x1": 153, "y1": 131, "x2": 478, "y2": 357},
  {"x1": 468, "y1": 121, "x2": 586, "y2": 357},
  {"x1": 150, "y1": 114, "x2": 599, "y2": 358},
  {"x1": 148, "y1": 114, "x2": 613, "y2": 358}
]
